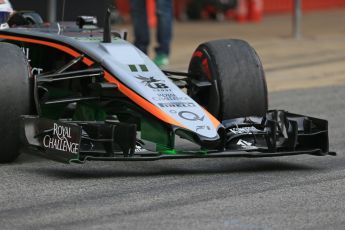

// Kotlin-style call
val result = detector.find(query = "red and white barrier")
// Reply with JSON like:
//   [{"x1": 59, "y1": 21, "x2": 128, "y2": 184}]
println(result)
[
  {"x1": 248, "y1": 0, "x2": 264, "y2": 22},
  {"x1": 236, "y1": 0, "x2": 263, "y2": 23}
]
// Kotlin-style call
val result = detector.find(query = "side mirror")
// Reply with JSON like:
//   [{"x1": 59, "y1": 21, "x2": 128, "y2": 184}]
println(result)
[{"x1": 76, "y1": 16, "x2": 98, "y2": 29}]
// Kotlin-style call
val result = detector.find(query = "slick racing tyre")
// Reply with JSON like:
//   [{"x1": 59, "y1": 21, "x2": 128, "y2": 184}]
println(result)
[
  {"x1": 0, "y1": 43, "x2": 31, "y2": 163},
  {"x1": 188, "y1": 39, "x2": 268, "y2": 120}
]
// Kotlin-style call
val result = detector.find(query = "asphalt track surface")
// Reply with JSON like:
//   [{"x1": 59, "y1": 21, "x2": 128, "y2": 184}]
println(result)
[{"x1": 1, "y1": 85, "x2": 344, "y2": 230}]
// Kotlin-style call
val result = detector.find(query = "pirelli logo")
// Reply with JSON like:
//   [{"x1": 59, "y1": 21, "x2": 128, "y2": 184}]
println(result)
[{"x1": 158, "y1": 102, "x2": 196, "y2": 108}]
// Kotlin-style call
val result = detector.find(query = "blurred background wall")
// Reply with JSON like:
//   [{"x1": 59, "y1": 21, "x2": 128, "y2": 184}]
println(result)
[
  {"x1": 10, "y1": 0, "x2": 115, "y2": 25},
  {"x1": 9, "y1": 0, "x2": 345, "y2": 25}
]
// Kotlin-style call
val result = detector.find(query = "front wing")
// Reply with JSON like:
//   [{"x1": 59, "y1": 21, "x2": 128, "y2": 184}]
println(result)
[{"x1": 20, "y1": 110, "x2": 335, "y2": 164}]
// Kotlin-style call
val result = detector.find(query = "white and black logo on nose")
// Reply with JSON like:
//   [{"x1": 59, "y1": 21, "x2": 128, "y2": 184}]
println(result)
[
  {"x1": 136, "y1": 75, "x2": 169, "y2": 89},
  {"x1": 178, "y1": 111, "x2": 205, "y2": 121}
]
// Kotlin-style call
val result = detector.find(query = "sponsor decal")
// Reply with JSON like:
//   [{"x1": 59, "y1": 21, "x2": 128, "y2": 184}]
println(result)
[
  {"x1": 229, "y1": 127, "x2": 260, "y2": 135},
  {"x1": 43, "y1": 123, "x2": 79, "y2": 154},
  {"x1": 196, "y1": 125, "x2": 211, "y2": 132},
  {"x1": 31, "y1": 67, "x2": 44, "y2": 75},
  {"x1": 74, "y1": 37, "x2": 103, "y2": 42},
  {"x1": 129, "y1": 64, "x2": 138, "y2": 72},
  {"x1": 22, "y1": 47, "x2": 31, "y2": 62},
  {"x1": 139, "y1": 64, "x2": 148, "y2": 72},
  {"x1": 21, "y1": 47, "x2": 44, "y2": 75},
  {"x1": 153, "y1": 93, "x2": 189, "y2": 101},
  {"x1": 129, "y1": 65, "x2": 148, "y2": 72},
  {"x1": 236, "y1": 139, "x2": 256, "y2": 150},
  {"x1": 135, "y1": 145, "x2": 146, "y2": 153},
  {"x1": 237, "y1": 139, "x2": 253, "y2": 146},
  {"x1": 178, "y1": 111, "x2": 205, "y2": 121},
  {"x1": 158, "y1": 102, "x2": 196, "y2": 108},
  {"x1": 136, "y1": 75, "x2": 170, "y2": 90}
]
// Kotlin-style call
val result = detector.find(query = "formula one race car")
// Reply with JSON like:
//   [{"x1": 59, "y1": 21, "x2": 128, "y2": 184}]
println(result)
[{"x1": 0, "y1": 10, "x2": 334, "y2": 164}]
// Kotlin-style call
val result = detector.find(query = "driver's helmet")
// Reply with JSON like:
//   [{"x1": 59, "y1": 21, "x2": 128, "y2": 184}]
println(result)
[{"x1": 0, "y1": 0, "x2": 13, "y2": 24}]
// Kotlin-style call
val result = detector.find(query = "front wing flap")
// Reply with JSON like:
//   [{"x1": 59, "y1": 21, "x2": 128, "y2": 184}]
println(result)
[{"x1": 223, "y1": 110, "x2": 333, "y2": 156}]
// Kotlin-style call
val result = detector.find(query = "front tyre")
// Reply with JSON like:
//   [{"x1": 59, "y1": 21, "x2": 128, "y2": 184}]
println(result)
[
  {"x1": 188, "y1": 39, "x2": 268, "y2": 121},
  {"x1": 0, "y1": 43, "x2": 31, "y2": 163}
]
